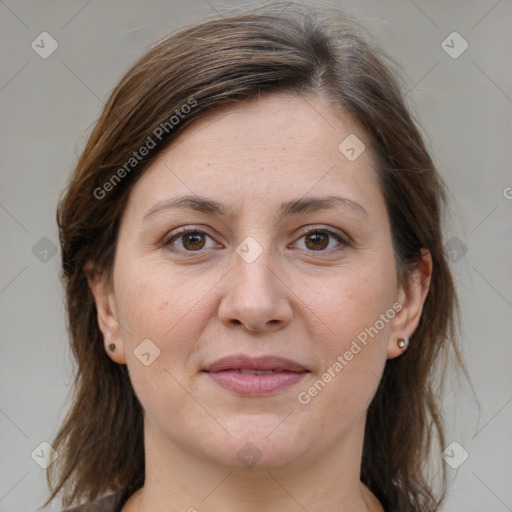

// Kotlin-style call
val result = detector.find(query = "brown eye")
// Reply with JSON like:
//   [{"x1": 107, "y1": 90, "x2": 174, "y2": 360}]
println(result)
[
  {"x1": 181, "y1": 232, "x2": 206, "y2": 251},
  {"x1": 304, "y1": 232, "x2": 329, "y2": 251},
  {"x1": 295, "y1": 228, "x2": 347, "y2": 253},
  {"x1": 165, "y1": 229, "x2": 217, "y2": 253}
]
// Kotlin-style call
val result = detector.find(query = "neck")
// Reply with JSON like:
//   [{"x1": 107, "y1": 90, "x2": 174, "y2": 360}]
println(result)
[{"x1": 129, "y1": 415, "x2": 380, "y2": 512}]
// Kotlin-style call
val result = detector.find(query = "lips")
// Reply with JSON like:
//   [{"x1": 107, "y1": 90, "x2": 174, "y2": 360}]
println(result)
[
  {"x1": 202, "y1": 355, "x2": 309, "y2": 373},
  {"x1": 202, "y1": 355, "x2": 309, "y2": 396}
]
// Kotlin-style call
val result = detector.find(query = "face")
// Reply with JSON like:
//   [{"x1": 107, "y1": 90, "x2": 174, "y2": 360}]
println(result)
[{"x1": 89, "y1": 93, "x2": 429, "y2": 473}]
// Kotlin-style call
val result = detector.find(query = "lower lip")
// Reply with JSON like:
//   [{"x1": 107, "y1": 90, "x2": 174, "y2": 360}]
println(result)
[{"x1": 204, "y1": 370, "x2": 307, "y2": 396}]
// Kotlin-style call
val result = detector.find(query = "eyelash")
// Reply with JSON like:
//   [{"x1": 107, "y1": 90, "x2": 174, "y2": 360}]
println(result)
[{"x1": 163, "y1": 226, "x2": 349, "y2": 256}]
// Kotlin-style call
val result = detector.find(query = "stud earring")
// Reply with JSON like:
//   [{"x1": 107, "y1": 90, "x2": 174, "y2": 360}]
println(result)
[
  {"x1": 108, "y1": 343, "x2": 116, "y2": 352},
  {"x1": 397, "y1": 337, "x2": 409, "y2": 350}
]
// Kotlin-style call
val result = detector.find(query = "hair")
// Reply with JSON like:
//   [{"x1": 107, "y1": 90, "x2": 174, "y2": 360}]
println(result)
[{"x1": 45, "y1": 3, "x2": 466, "y2": 511}]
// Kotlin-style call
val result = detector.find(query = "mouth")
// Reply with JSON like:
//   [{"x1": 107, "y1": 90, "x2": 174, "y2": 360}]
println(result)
[{"x1": 202, "y1": 355, "x2": 310, "y2": 396}]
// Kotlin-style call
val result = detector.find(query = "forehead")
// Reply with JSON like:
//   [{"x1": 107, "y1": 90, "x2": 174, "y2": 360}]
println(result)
[
  {"x1": 124, "y1": 93, "x2": 383, "y2": 220},
  {"x1": 169, "y1": 92, "x2": 372, "y2": 163}
]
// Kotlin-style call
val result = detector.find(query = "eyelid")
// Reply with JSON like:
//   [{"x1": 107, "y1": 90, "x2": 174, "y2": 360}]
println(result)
[{"x1": 295, "y1": 225, "x2": 347, "y2": 240}]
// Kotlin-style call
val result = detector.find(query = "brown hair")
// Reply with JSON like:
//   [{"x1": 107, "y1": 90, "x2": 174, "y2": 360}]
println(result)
[{"x1": 45, "y1": 4, "x2": 465, "y2": 511}]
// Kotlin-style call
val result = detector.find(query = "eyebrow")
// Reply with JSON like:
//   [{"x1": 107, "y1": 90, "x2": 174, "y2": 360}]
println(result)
[{"x1": 142, "y1": 194, "x2": 368, "y2": 222}]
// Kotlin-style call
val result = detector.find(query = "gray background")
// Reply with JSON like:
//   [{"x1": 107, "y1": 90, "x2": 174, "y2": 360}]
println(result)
[{"x1": 1, "y1": 1, "x2": 511, "y2": 511}]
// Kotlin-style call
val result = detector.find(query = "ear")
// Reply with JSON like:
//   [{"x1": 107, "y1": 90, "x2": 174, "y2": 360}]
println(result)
[
  {"x1": 84, "y1": 261, "x2": 127, "y2": 364},
  {"x1": 387, "y1": 249, "x2": 432, "y2": 359}
]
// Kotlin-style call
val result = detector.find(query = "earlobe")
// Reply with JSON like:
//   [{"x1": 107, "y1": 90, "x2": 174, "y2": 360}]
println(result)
[
  {"x1": 386, "y1": 250, "x2": 433, "y2": 360},
  {"x1": 84, "y1": 261, "x2": 127, "y2": 364}
]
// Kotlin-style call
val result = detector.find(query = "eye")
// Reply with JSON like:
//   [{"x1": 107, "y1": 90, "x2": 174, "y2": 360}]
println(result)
[
  {"x1": 293, "y1": 228, "x2": 348, "y2": 252},
  {"x1": 163, "y1": 226, "x2": 348, "y2": 255},
  {"x1": 164, "y1": 228, "x2": 219, "y2": 253}
]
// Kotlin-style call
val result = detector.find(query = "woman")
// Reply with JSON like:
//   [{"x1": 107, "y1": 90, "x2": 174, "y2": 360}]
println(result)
[{"x1": 44, "y1": 4, "x2": 464, "y2": 512}]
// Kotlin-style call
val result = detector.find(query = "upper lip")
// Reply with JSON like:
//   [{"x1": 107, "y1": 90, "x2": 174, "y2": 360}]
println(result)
[{"x1": 203, "y1": 354, "x2": 309, "y2": 373}]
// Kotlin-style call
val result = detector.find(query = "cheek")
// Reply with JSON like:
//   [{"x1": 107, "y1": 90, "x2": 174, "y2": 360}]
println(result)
[
  {"x1": 115, "y1": 256, "x2": 204, "y2": 341},
  {"x1": 113, "y1": 256, "x2": 221, "y2": 398},
  {"x1": 316, "y1": 253, "x2": 396, "y2": 345},
  {"x1": 303, "y1": 253, "x2": 396, "y2": 407},
  {"x1": 112, "y1": 261, "x2": 209, "y2": 419}
]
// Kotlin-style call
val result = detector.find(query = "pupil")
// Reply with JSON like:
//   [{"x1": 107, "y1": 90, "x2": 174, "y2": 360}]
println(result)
[
  {"x1": 307, "y1": 233, "x2": 327, "y2": 250},
  {"x1": 185, "y1": 233, "x2": 204, "y2": 250}
]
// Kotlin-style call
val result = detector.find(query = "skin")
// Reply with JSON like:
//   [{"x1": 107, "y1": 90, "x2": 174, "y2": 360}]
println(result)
[{"x1": 87, "y1": 93, "x2": 432, "y2": 512}]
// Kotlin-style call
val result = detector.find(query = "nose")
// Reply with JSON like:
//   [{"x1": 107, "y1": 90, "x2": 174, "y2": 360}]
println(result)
[{"x1": 217, "y1": 250, "x2": 293, "y2": 334}]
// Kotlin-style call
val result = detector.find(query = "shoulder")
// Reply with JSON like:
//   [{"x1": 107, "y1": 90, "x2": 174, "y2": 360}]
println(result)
[{"x1": 61, "y1": 493, "x2": 119, "y2": 512}]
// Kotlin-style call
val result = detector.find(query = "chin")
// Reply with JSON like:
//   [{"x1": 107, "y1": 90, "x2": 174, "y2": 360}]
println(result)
[{"x1": 203, "y1": 419, "x2": 310, "y2": 470}]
